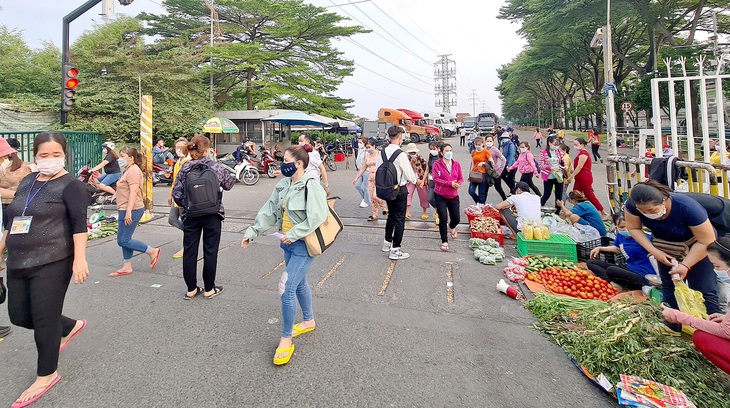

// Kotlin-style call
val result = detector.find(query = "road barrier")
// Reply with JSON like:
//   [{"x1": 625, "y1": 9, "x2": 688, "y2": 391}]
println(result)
[{"x1": 0, "y1": 130, "x2": 102, "y2": 175}]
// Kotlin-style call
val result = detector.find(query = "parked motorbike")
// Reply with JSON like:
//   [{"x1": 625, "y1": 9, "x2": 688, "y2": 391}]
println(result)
[
  {"x1": 272, "y1": 144, "x2": 284, "y2": 162},
  {"x1": 77, "y1": 164, "x2": 116, "y2": 206},
  {"x1": 318, "y1": 144, "x2": 337, "y2": 172},
  {"x1": 217, "y1": 153, "x2": 260, "y2": 185},
  {"x1": 152, "y1": 160, "x2": 174, "y2": 186},
  {"x1": 246, "y1": 148, "x2": 279, "y2": 178}
]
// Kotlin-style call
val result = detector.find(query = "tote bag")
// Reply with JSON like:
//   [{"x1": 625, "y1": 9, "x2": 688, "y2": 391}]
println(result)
[{"x1": 303, "y1": 181, "x2": 343, "y2": 256}]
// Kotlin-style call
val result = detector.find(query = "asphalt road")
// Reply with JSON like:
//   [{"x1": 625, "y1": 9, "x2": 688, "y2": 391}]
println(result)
[{"x1": 0, "y1": 130, "x2": 620, "y2": 407}]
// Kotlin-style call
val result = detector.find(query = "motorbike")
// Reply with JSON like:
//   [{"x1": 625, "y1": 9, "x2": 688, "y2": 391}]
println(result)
[
  {"x1": 246, "y1": 147, "x2": 279, "y2": 178},
  {"x1": 217, "y1": 153, "x2": 260, "y2": 185},
  {"x1": 318, "y1": 144, "x2": 337, "y2": 172},
  {"x1": 152, "y1": 159, "x2": 174, "y2": 186},
  {"x1": 77, "y1": 164, "x2": 116, "y2": 206},
  {"x1": 272, "y1": 144, "x2": 285, "y2": 162}
]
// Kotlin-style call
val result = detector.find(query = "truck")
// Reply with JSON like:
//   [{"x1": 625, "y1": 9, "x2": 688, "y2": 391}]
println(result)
[
  {"x1": 398, "y1": 108, "x2": 440, "y2": 142},
  {"x1": 362, "y1": 120, "x2": 396, "y2": 146},
  {"x1": 462, "y1": 116, "x2": 477, "y2": 132},
  {"x1": 422, "y1": 111, "x2": 457, "y2": 137},
  {"x1": 455, "y1": 112, "x2": 471, "y2": 127},
  {"x1": 378, "y1": 108, "x2": 427, "y2": 143},
  {"x1": 477, "y1": 112, "x2": 499, "y2": 135}
]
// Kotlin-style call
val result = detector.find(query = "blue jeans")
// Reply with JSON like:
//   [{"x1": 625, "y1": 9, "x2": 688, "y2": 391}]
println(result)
[
  {"x1": 658, "y1": 256, "x2": 721, "y2": 317},
  {"x1": 98, "y1": 172, "x2": 121, "y2": 186},
  {"x1": 468, "y1": 175, "x2": 488, "y2": 204},
  {"x1": 279, "y1": 240, "x2": 315, "y2": 338},
  {"x1": 117, "y1": 208, "x2": 149, "y2": 261},
  {"x1": 355, "y1": 170, "x2": 370, "y2": 203}
]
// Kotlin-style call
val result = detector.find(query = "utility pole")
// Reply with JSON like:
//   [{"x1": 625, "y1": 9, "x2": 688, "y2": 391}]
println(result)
[
  {"x1": 468, "y1": 89, "x2": 478, "y2": 116},
  {"x1": 481, "y1": 101, "x2": 489, "y2": 113},
  {"x1": 604, "y1": 0, "x2": 619, "y2": 209},
  {"x1": 434, "y1": 55, "x2": 456, "y2": 113}
]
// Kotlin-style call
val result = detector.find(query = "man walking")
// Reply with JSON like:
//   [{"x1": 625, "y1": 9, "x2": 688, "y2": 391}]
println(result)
[
  {"x1": 459, "y1": 127, "x2": 466, "y2": 147},
  {"x1": 379, "y1": 127, "x2": 417, "y2": 260}
]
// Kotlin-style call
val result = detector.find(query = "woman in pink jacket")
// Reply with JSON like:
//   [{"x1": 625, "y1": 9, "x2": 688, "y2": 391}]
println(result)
[
  {"x1": 509, "y1": 141, "x2": 541, "y2": 195},
  {"x1": 663, "y1": 237, "x2": 730, "y2": 375},
  {"x1": 538, "y1": 135, "x2": 566, "y2": 212},
  {"x1": 432, "y1": 144, "x2": 463, "y2": 252}
]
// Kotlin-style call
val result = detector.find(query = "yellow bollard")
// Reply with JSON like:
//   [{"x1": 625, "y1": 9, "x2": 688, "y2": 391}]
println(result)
[{"x1": 140, "y1": 95, "x2": 153, "y2": 223}]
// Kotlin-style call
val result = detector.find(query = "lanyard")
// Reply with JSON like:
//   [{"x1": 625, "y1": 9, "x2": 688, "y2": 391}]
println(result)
[{"x1": 22, "y1": 176, "x2": 48, "y2": 216}]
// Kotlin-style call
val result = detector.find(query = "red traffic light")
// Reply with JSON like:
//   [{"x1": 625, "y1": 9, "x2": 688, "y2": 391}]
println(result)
[
  {"x1": 65, "y1": 78, "x2": 79, "y2": 89},
  {"x1": 66, "y1": 67, "x2": 79, "y2": 77}
]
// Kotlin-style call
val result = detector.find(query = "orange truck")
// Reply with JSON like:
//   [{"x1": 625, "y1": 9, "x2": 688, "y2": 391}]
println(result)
[{"x1": 378, "y1": 108, "x2": 428, "y2": 143}]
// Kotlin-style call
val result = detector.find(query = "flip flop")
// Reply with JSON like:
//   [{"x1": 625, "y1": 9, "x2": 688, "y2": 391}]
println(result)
[
  {"x1": 60, "y1": 320, "x2": 86, "y2": 352},
  {"x1": 367, "y1": 216, "x2": 378, "y2": 221},
  {"x1": 440, "y1": 243, "x2": 449, "y2": 252},
  {"x1": 11, "y1": 375, "x2": 61, "y2": 408},
  {"x1": 109, "y1": 270, "x2": 132, "y2": 277},
  {"x1": 204, "y1": 286, "x2": 224, "y2": 299},
  {"x1": 150, "y1": 248, "x2": 162, "y2": 269},
  {"x1": 291, "y1": 324, "x2": 315, "y2": 338},
  {"x1": 172, "y1": 250, "x2": 184, "y2": 259},
  {"x1": 273, "y1": 345, "x2": 295, "y2": 366},
  {"x1": 421, "y1": 214, "x2": 429, "y2": 220},
  {"x1": 405, "y1": 214, "x2": 411, "y2": 220},
  {"x1": 451, "y1": 229, "x2": 458, "y2": 239},
  {"x1": 184, "y1": 287, "x2": 203, "y2": 300}
]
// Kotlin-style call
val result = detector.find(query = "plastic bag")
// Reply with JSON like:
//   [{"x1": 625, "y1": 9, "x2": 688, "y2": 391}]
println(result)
[
  {"x1": 572, "y1": 223, "x2": 601, "y2": 243},
  {"x1": 674, "y1": 281, "x2": 708, "y2": 334}
]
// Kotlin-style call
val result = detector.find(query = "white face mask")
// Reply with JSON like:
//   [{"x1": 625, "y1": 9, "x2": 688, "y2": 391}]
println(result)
[
  {"x1": 117, "y1": 158, "x2": 128, "y2": 169},
  {"x1": 430, "y1": 150, "x2": 438, "y2": 156},
  {"x1": 485, "y1": 142, "x2": 494, "y2": 148},
  {"x1": 520, "y1": 147, "x2": 527, "y2": 153},
  {"x1": 640, "y1": 205, "x2": 666, "y2": 220},
  {"x1": 366, "y1": 148, "x2": 374, "y2": 154},
  {"x1": 298, "y1": 141, "x2": 306, "y2": 146},
  {"x1": 475, "y1": 146, "x2": 483, "y2": 152},
  {"x1": 0, "y1": 158, "x2": 10, "y2": 171},
  {"x1": 36, "y1": 157, "x2": 66, "y2": 176},
  {"x1": 176, "y1": 149, "x2": 184, "y2": 157}
]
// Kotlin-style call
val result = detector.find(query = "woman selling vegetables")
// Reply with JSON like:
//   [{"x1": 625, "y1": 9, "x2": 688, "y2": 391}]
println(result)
[
  {"x1": 625, "y1": 181, "x2": 721, "y2": 320},
  {"x1": 663, "y1": 237, "x2": 730, "y2": 374}
]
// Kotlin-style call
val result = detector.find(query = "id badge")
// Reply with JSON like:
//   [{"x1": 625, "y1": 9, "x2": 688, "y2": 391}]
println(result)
[{"x1": 10, "y1": 216, "x2": 32, "y2": 235}]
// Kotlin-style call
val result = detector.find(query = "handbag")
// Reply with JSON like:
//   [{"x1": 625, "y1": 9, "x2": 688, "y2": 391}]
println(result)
[
  {"x1": 485, "y1": 162, "x2": 500, "y2": 179},
  {"x1": 468, "y1": 171, "x2": 484, "y2": 184},
  {"x1": 652, "y1": 237, "x2": 697, "y2": 262},
  {"x1": 0, "y1": 277, "x2": 6, "y2": 305},
  {"x1": 303, "y1": 181, "x2": 343, "y2": 257}
]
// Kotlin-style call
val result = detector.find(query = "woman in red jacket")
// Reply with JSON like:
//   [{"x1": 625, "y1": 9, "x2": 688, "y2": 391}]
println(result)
[
  {"x1": 566, "y1": 138, "x2": 607, "y2": 218},
  {"x1": 432, "y1": 144, "x2": 463, "y2": 252}
]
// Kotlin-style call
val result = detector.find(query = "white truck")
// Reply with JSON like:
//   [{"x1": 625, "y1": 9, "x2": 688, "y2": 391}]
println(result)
[
  {"x1": 422, "y1": 111, "x2": 457, "y2": 137},
  {"x1": 362, "y1": 120, "x2": 400, "y2": 145}
]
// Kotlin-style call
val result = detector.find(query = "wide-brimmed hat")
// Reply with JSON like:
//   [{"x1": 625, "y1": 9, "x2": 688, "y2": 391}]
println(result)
[
  {"x1": 0, "y1": 138, "x2": 17, "y2": 157},
  {"x1": 404, "y1": 143, "x2": 419, "y2": 154}
]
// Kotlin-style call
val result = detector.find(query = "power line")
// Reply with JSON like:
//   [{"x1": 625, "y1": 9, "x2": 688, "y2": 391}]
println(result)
[
  {"x1": 354, "y1": 62, "x2": 431, "y2": 94},
  {"x1": 343, "y1": 80, "x2": 433, "y2": 110},
  {"x1": 344, "y1": 38, "x2": 433, "y2": 86},
  {"x1": 370, "y1": 1, "x2": 441, "y2": 56}
]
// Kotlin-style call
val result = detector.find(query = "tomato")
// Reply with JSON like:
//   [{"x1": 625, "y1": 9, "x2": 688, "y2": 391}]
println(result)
[{"x1": 587, "y1": 293, "x2": 594, "y2": 299}]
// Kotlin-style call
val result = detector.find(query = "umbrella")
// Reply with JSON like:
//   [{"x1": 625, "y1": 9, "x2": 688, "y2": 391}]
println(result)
[
  {"x1": 261, "y1": 111, "x2": 332, "y2": 127},
  {"x1": 202, "y1": 117, "x2": 239, "y2": 133}
]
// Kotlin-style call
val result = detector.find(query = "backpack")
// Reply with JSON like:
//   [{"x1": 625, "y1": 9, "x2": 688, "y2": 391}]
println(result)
[
  {"x1": 375, "y1": 149, "x2": 403, "y2": 201},
  {"x1": 184, "y1": 162, "x2": 222, "y2": 217}
]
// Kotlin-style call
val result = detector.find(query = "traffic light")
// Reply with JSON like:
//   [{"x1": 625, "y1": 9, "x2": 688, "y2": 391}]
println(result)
[{"x1": 62, "y1": 64, "x2": 79, "y2": 112}]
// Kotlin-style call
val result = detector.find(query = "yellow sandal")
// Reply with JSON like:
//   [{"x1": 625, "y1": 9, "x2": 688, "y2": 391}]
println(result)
[{"x1": 273, "y1": 345, "x2": 295, "y2": 365}]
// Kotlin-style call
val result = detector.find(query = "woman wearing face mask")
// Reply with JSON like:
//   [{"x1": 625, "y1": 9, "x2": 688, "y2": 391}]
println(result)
[
  {"x1": 109, "y1": 147, "x2": 162, "y2": 277},
  {"x1": 168, "y1": 138, "x2": 191, "y2": 259},
  {"x1": 404, "y1": 143, "x2": 430, "y2": 220},
  {"x1": 432, "y1": 144, "x2": 463, "y2": 252},
  {"x1": 559, "y1": 144, "x2": 573, "y2": 202},
  {"x1": 556, "y1": 191, "x2": 607, "y2": 236},
  {"x1": 508, "y1": 142, "x2": 541, "y2": 195},
  {"x1": 625, "y1": 180, "x2": 721, "y2": 321},
  {"x1": 353, "y1": 136, "x2": 370, "y2": 208},
  {"x1": 468, "y1": 137, "x2": 493, "y2": 204},
  {"x1": 0, "y1": 138, "x2": 32, "y2": 214},
  {"x1": 89, "y1": 142, "x2": 121, "y2": 196},
  {"x1": 242, "y1": 146, "x2": 328, "y2": 366},
  {"x1": 426, "y1": 141, "x2": 442, "y2": 223},
  {"x1": 539, "y1": 136, "x2": 566, "y2": 211},
  {"x1": 566, "y1": 138, "x2": 607, "y2": 218},
  {"x1": 1, "y1": 132, "x2": 89, "y2": 407},
  {"x1": 662, "y1": 237, "x2": 730, "y2": 374},
  {"x1": 353, "y1": 138, "x2": 386, "y2": 221},
  {"x1": 173, "y1": 135, "x2": 235, "y2": 300},
  {"x1": 587, "y1": 212, "x2": 654, "y2": 290},
  {"x1": 485, "y1": 136, "x2": 507, "y2": 201}
]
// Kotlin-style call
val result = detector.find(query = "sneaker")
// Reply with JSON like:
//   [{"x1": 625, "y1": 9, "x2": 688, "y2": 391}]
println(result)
[
  {"x1": 382, "y1": 240, "x2": 392, "y2": 252},
  {"x1": 0, "y1": 326, "x2": 11, "y2": 338},
  {"x1": 389, "y1": 248, "x2": 410, "y2": 260},
  {"x1": 359, "y1": 200, "x2": 368, "y2": 208}
]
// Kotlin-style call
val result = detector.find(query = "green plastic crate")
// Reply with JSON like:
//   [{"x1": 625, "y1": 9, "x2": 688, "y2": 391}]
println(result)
[{"x1": 516, "y1": 233, "x2": 577, "y2": 262}]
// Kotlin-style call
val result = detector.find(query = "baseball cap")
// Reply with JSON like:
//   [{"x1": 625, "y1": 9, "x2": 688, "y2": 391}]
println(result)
[{"x1": 515, "y1": 181, "x2": 530, "y2": 192}]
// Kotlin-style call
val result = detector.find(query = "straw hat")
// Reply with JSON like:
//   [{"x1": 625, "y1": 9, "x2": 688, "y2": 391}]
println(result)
[
  {"x1": 404, "y1": 143, "x2": 419, "y2": 154},
  {"x1": 0, "y1": 138, "x2": 17, "y2": 158}
]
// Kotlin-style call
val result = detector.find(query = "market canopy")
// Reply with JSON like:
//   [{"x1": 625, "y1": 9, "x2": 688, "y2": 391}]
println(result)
[
  {"x1": 261, "y1": 111, "x2": 332, "y2": 127},
  {"x1": 201, "y1": 117, "x2": 239, "y2": 133}
]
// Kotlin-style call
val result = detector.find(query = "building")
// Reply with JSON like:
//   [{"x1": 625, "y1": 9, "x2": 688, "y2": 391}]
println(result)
[{"x1": 214, "y1": 109, "x2": 294, "y2": 153}]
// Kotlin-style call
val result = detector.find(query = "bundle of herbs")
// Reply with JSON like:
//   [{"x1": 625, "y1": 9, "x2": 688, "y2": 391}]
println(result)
[{"x1": 527, "y1": 293, "x2": 730, "y2": 407}]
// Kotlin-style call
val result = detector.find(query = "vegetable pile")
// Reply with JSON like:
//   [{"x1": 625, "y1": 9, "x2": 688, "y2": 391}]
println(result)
[
  {"x1": 88, "y1": 220, "x2": 118, "y2": 240},
  {"x1": 469, "y1": 238, "x2": 505, "y2": 265},
  {"x1": 527, "y1": 294, "x2": 730, "y2": 407},
  {"x1": 470, "y1": 217, "x2": 501, "y2": 234},
  {"x1": 526, "y1": 265, "x2": 618, "y2": 301}
]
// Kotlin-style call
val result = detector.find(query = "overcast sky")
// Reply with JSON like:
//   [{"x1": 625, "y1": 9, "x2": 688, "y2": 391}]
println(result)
[{"x1": 0, "y1": 0, "x2": 526, "y2": 119}]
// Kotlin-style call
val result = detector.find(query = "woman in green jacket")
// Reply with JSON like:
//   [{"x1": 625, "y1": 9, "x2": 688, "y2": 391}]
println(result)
[{"x1": 241, "y1": 146, "x2": 328, "y2": 366}]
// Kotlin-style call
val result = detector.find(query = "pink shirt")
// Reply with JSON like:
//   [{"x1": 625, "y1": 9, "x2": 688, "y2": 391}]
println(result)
[
  {"x1": 664, "y1": 308, "x2": 730, "y2": 340},
  {"x1": 432, "y1": 159, "x2": 463, "y2": 199},
  {"x1": 509, "y1": 150, "x2": 538, "y2": 175}
]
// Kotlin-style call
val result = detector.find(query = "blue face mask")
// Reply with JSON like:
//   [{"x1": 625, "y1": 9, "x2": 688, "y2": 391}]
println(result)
[
  {"x1": 298, "y1": 141, "x2": 306, "y2": 146},
  {"x1": 444, "y1": 152, "x2": 453, "y2": 160},
  {"x1": 715, "y1": 268, "x2": 730, "y2": 284},
  {"x1": 551, "y1": 145, "x2": 559, "y2": 150},
  {"x1": 618, "y1": 230, "x2": 631, "y2": 237},
  {"x1": 281, "y1": 162, "x2": 297, "y2": 177}
]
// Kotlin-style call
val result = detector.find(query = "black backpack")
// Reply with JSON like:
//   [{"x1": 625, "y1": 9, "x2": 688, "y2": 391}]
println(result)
[
  {"x1": 184, "y1": 163, "x2": 221, "y2": 217},
  {"x1": 375, "y1": 149, "x2": 403, "y2": 201}
]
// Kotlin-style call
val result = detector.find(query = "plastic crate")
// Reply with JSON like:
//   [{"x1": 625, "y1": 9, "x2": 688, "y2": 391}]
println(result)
[
  {"x1": 517, "y1": 233, "x2": 577, "y2": 262},
  {"x1": 470, "y1": 230, "x2": 504, "y2": 246},
  {"x1": 576, "y1": 237, "x2": 626, "y2": 265},
  {"x1": 334, "y1": 153, "x2": 346, "y2": 162}
]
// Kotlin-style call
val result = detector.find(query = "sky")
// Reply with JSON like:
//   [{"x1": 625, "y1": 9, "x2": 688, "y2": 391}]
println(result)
[{"x1": 0, "y1": 0, "x2": 527, "y2": 119}]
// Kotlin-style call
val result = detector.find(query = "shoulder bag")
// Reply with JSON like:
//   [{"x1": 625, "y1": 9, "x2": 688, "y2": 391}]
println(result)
[
  {"x1": 0, "y1": 277, "x2": 6, "y2": 305},
  {"x1": 468, "y1": 169, "x2": 484, "y2": 184},
  {"x1": 303, "y1": 180, "x2": 343, "y2": 256}
]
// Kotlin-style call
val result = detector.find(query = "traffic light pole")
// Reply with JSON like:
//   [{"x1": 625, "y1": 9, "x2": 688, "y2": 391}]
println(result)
[{"x1": 61, "y1": 0, "x2": 103, "y2": 125}]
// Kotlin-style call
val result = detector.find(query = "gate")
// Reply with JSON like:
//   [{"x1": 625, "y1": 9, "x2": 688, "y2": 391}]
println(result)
[{"x1": 0, "y1": 130, "x2": 103, "y2": 176}]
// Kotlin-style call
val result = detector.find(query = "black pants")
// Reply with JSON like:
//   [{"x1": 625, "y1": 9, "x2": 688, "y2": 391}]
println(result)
[
  {"x1": 435, "y1": 194, "x2": 460, "y2": 243},
  {"x1": 501, "y1": 208, "x2": 519, "y2": 234},
  {"x1": 491, "y1": 174, "x2": 508, "y2": 201},
  {"x1": 8, "y1": 257, "x2": 77, "y2": 376},
  {"x1": 591, "y1": 145, "x2": 601, "y2": 161},
  {"x1": 183, "y1": 214, "x2": 222, "y2": 292},
  {"x1": 535, "y1": 139, "x2": 542, "y2": 148},
  {"x1": 519, "y1": 172, "x2": 542, "y2": 195},
  {"x1": 385, "y1": 187, "x2": 408, "y2": 248},
  {"x1": 586, "y1": 260, "x2": 647, "y2": 290},
  {"x1": 541, "y1": 178, "x2": 564, "y2": 209},
  {"x1": 460, "y1": 135, "x2": 465, "y2": 146},
  {"x1": 501, "y1": 167, "x2": 516, "y2": 193}
]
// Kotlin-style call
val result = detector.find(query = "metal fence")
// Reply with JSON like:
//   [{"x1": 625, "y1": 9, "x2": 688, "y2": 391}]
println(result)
[{"x1": 0, "y1": 130, "x2": 103, "y2": 176}]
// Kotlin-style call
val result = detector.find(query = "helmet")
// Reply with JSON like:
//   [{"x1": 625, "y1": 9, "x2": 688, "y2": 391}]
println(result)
[{"x1": 102, "y1": 141, "x2": 115, "y2": 151}]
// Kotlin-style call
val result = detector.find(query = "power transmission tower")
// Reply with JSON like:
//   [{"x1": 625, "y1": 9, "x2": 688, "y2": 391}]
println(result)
[
  {"x1": 468, "y1": 89, "x2": 478, "y2": 116},
  {"x1": 434, "y1": 55, "x2": 456, "y2": 113},
  {"x1": 481, "y1": 101, "x2": 489, "y2": 113}
]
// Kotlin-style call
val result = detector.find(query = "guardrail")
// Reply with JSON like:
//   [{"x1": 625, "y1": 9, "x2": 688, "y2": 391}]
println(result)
[{"x1": 0, "y1": 130, "x2": 103, "y2": 176}]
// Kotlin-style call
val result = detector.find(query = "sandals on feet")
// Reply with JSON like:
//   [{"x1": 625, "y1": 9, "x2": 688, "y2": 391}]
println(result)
[
  {"x1": 150, "y1": 248, "x2": 162, "y2": 269},
  {"x1": 440, "y1": 243, "x2": 449, "y2": 252},
  {"x1": 291, "y1": 323, "x2": 315, "y2": 338},
  {"x1": 60, "y1": 320, "x2": 86, "y2": 352},
  {"x1": 273, "y1": 345, "x2": 295, "y2": 366},
  {"x1": 109, "y1": 270, "x2": 132, "y2": 277},
  {"x1": 451, "y1": 229, "x2": 458, "y2": 239},
  {"x1": 184, "y1": 287, "x2": 203, "y2": 300},
  {"x1": 421, "y1": 214, "x2": 429, "y2": 220},
  {"x1": 204, "y1": 286, "x2": 224, "y2": 299},
  {"x1": 367, "y1": 216, "x2": 378, "y2": 221}
]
